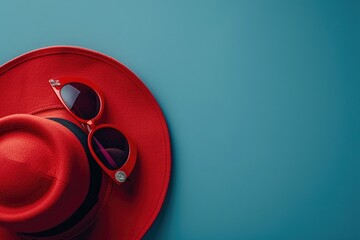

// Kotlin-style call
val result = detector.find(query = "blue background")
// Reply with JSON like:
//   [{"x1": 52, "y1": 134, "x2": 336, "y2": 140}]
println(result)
[{"x1": 1, "y1": 1, "x2": 359, "y2": 239}]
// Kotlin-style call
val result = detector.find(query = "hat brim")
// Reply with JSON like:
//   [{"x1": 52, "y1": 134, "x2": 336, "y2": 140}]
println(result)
[{"x1": 0, "y1": 46, "x2": 171, "y2": 239}]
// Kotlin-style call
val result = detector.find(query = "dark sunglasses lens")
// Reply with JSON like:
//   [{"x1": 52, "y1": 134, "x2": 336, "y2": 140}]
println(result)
[
  {"x1": 91, "y1": 127, "x2": 130, "y2": 170},
  {"x1": 60, "y1": 83, "x2": 101, "y2": 120}
]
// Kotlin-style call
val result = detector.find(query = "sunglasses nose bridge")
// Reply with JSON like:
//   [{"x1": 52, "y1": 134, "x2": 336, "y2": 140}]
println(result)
[
  {"x1": 87, "y1": 120, "x2": 96, "y2": 130},
  {"x1": 80, "y1": 120, "x2": 95, "y2": 134}
]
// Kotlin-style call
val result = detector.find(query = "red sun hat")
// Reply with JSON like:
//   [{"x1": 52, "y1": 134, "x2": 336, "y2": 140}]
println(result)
[{"x1": 0, "y1": 46, "x2": 171, "y2": 240}]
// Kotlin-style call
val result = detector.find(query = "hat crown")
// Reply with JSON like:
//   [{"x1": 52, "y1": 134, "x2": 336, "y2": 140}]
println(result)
[
  {"x1": 0, "y1": 135, "x2": 54, "y2": 207},
  {"x1": 0, "y1": 114, "x2": 90, "y2": 233}
]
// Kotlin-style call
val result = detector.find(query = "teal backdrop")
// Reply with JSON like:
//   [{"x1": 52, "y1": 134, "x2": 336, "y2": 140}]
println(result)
[{"x1": 1, "y1": 1, "x2": 359, "y2": 239}]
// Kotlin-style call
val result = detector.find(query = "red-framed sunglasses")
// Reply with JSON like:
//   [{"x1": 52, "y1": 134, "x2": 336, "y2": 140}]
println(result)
[{"x1": 49, "y1": 76, "x2": 137, "y2": 185}]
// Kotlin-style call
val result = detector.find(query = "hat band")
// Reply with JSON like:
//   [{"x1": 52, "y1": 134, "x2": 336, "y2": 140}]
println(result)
[{"x1": 18, "y1": 118, "x2": 102, "y2": 238}]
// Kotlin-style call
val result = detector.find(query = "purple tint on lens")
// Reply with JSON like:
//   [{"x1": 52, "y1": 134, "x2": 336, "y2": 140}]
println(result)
[
  {"x1": 60, "y1": 83, "x2": 101, "y2": 120},
  {"x1": 91, "y1": 127, "x2": 129, "y2": 170}
]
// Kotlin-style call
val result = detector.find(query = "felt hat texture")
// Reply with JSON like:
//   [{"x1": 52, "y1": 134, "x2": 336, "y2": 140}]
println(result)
[{"x1": 0, "y1": 46, "x2": 171, "y2": 240}]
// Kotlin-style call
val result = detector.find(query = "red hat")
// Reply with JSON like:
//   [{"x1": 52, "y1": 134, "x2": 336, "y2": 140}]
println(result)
[{"x1": 0, "y1": 46, "x2": 171, "y2": 240}]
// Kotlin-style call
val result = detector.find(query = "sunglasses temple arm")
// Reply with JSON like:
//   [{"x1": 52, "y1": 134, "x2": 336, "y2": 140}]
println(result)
[{"x1": 92, "y1": 137, "x2": 118, "y2": 169}]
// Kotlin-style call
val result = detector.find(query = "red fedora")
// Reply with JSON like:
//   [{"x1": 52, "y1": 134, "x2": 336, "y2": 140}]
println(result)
[{"x1": 0, "y1": 46, "x2": 171, "y2": 240}]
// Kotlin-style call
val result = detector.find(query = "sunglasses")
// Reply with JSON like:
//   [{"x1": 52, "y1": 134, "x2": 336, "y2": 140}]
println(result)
[{"x1": 49, "y1": 76, "x2": 137, "y2": 185}]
